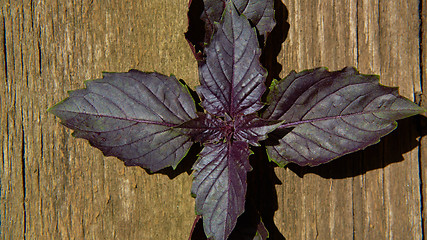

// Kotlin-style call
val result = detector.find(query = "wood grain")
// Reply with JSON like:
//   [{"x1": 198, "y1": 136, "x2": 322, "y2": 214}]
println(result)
[
  {"x1": 279, "y1": 0, "x2": 423, "y2": 239},
  {"x1": 1, "y1": 1, "x2": 198, "y2": 239},
  {"x1": 420, "y1": 0, "x2": 427, "y2": 237},
  {"x1": 1, "y1": 0, "x2": 425, "y2": 239}
]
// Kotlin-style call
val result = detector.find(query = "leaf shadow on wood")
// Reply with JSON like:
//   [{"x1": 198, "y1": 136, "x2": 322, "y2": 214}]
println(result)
[
  {"x1": 184, "y1": 0, "x2": 206, "y2": 60},
  {"x1": 287, "y1": 115, "x2": 427, "y2": 179},
  {"x1": 260, "y1": 0, "x2": 290, "y2": 92}
]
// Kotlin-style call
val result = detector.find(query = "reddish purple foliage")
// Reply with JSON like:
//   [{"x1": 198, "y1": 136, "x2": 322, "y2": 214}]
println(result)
[{"x1": 49, "y1": 1, "x2": 424, "y2": 239}]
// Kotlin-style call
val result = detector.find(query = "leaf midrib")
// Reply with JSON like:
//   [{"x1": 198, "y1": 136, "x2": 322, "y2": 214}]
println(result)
[
  {"x1": 52, "y1": 109, "x2": 178, "y2": 127},
  {"x1": 278, "y1": 108, "x2": 420, "y2": 129}
]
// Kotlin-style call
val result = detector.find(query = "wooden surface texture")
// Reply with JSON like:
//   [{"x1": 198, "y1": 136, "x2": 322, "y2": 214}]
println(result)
[{"x1": 1, "y1": 0, "x2": 426, "y2": 239}]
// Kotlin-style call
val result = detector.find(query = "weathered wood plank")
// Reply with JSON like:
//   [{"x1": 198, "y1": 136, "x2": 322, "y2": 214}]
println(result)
[
  {"x1": 377, "y1": 1, "x2": 422, "y2": 239},
  {"x1": 278, "y1": 0, "x2": 423, "y2": 239},
  {"x1": 352, "y1": 3, "x2": 385, "y2": 239},
  {"x1": 1, "y1": 3, "x2": 27, "y2": 240},
  {"x1": 420, "y1": 0, "x2": 427, "y2": 236},
  {"x1": 1, "y1": 0, "x2": 425, "y2": 239},
  {"x1": 2, "y1": 0, "x2": 198, "y2": 239},
  {"x1": 356, "y1": 0, "x2": 422, "y2": 239},
  {"x1": 279, "y1": 1, "x2": 358, "y2": 239}
]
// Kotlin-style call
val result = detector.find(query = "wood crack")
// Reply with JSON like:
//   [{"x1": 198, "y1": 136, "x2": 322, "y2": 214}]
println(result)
[
  {"x1": 419, "y1": 0, "x2": 424, "y2": 93},
  {"x1": 3, "y1": 14, "x2": 7, "y2": 81},
  {"x1": 21, "y1": 123, "x2": 26, "y2": 240},
  {"x1": 417, "y1": 1, "x2": 425, "y2": 239}
]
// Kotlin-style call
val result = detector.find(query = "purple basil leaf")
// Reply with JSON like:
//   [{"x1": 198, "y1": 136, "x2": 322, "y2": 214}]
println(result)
[
  {"x1": 201, "y1": 0, "x2": 275, "y2": 45},
  {"x1": 234, "y1": 114, "x2": 283, "y2": 146},
  {"x1": 191, "y1": 141, "x2": 252, "y2": 240},
  {"x1": 236, "y1": 0, "x2": 275, "y2": 37},
  {"x1": 197, "y1": 1, "x2": 266, "y2": 117},
  {"x1": 263, "y1": 67, "x2": 425, "y2": 167},
  {"x1": 48, "y1": 70, "x2": 198, "y2": 172}
]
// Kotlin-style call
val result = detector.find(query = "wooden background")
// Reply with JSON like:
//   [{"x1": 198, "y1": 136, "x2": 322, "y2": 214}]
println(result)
[{"x1": 1, "y1": 0, "x2": 426, "y2": 239}]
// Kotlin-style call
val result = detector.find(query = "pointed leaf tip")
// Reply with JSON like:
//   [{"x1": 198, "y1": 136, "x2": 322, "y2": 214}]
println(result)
[
  {"x1": 186, "y1": 0, "x2": 275, "y2": 56},
  {"x1": 264, "y1": 67, "x2": 425, "y2": 167},
  {"x1": 192, "y1": 141, "x2": 252, "y2": 240},
  {"x1": 48, "y1": 70, "x2": 199, "y2": 172},
  {"x1": 197, "y1": 1, "x2": 266, "y2": 117}
]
